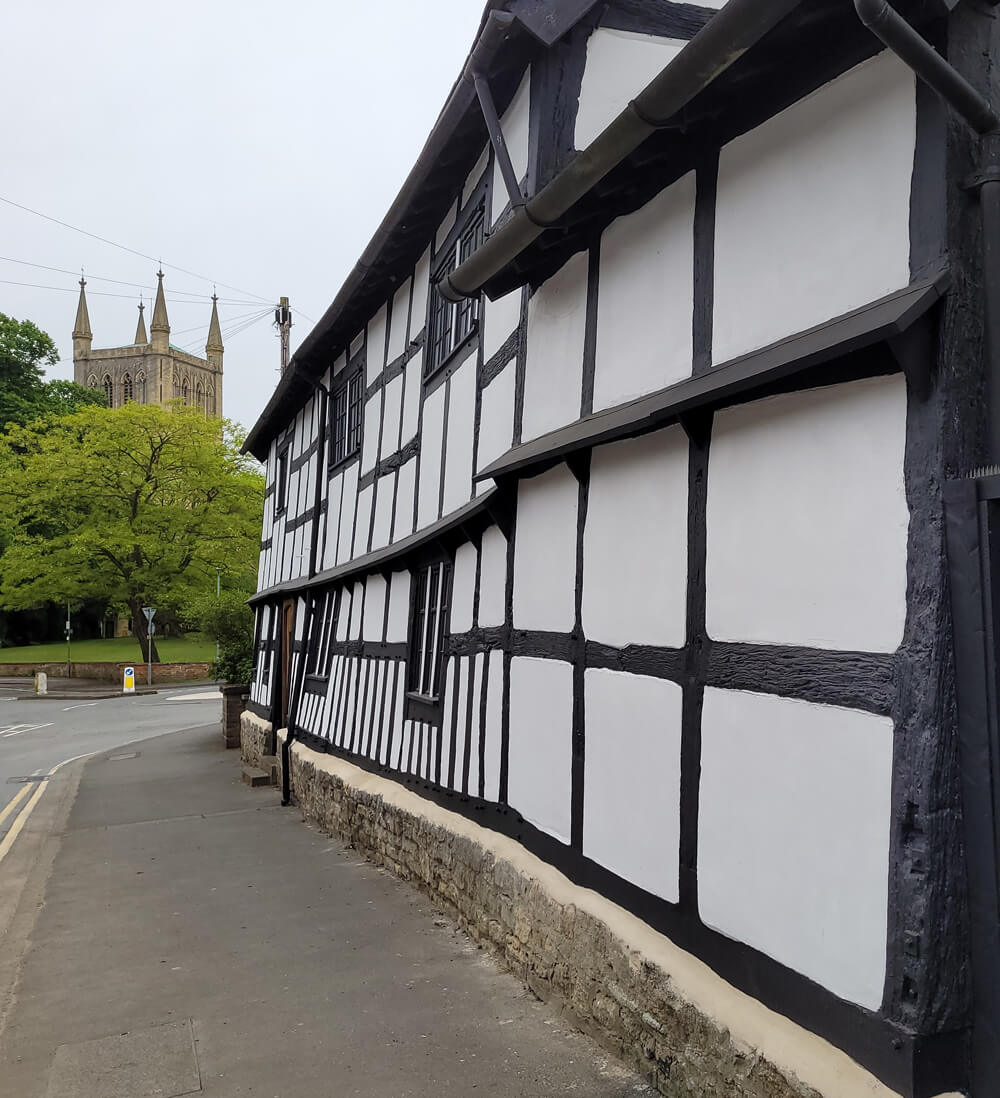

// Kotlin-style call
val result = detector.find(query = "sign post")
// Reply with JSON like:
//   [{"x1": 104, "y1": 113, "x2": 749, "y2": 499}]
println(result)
[
  {"x1": 143, "y1": 606, "x2": 156, "y2": 686},
  {"x1": 123, "y1": 666, "x2": 135, "y2": 694}
]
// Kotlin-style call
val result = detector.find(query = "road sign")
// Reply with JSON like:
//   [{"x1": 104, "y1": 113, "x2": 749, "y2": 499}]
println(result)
[
  {"x1": 149, "y1": 623, "x2": 156, "y2": 636},
  {"x1": 123, "y1": 666, "x2": 135, "y2": 694},
  {"x1": 143, "y1": 606, "x2": 156, "y2": 622}
]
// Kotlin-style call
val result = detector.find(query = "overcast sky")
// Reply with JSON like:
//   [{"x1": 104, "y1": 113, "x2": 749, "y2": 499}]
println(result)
[{"x1": 1, "y1": 0, "x2": 486, "y2": 433}]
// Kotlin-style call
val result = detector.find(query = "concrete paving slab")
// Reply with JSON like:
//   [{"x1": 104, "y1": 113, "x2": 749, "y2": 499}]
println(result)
[
  {"x1": 45, "y1": 1019, "x2": 200, "y2": 1098},
  {"x1": 0, "y1": 725, "x2": 651, "y2": 1097}
]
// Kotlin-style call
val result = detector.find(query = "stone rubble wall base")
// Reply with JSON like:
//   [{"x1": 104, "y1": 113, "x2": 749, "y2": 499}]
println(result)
[
  {"x1": 0, "y1": 661, "x2": 212, "y2": 683},
  {"x1": 240, "y1": 710, "x2": 273, "y2": 768},
  {"x1": 221, "y1": 685, "x2": 249, "y2": 749},
  {"x1": 275, "y1": 732, "x2": 909, "y2": 1098}
]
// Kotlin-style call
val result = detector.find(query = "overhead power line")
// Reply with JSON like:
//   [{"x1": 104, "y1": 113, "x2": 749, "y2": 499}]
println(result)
[
  {"x1": 0, "y1": 277, "x2": 265, "y2": 308},
  {"x1": 0, "y1": 194, "x2": 274, "y2": 304}
]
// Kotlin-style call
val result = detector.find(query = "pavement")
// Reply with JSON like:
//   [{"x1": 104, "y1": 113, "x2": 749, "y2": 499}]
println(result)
[
  {"x1": 0, "y1": 722, "x2": 650, "y2": 1097},
  {"x1": 0, "y1": 676, "x2": 218, "y2": 700}
]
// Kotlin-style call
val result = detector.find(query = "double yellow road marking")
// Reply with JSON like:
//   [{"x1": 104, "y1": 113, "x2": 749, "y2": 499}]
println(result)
[{"x1": 0, "y1": 753, "x2": 92, "y2": 868}]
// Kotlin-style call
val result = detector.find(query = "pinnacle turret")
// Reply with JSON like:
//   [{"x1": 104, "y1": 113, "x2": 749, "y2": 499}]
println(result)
[
  {"x1": 72, "y1": 277, "x2": 93, "y2": 361},
  {"x1": 206, "y1": 294, "x2": 224, "y2": 354},
  {"x1": 134, "y1": 300, "x2": 148, "y2": 345},
  {"x1": 150, "y1": 269, "x2": 170, "y2": 351}
]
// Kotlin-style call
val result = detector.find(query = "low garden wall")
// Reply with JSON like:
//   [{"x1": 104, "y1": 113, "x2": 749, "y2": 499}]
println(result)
[{"x1": 0, "y1": 661, "x2": 212, "y2": 683}]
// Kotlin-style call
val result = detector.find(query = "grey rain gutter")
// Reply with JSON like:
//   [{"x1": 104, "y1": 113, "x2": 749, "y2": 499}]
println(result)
[{"x1": 439, "y1": 0, "x2": 804, "y2": 304}]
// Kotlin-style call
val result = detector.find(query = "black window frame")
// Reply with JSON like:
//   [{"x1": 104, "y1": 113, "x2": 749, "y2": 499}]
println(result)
[
  {"x1": 406, "y1": 557, "x2": 452, "y2": 708},
  {"x1": 329, "y1": 369, "x2": 364, "y2": 469},
  {"x1": 306, "y1": 588, "x2": 340, "y2": 680},
  {"x1": 425, "y1": 197, "x2": 486, "y2": 381},
  {"x1": 275, "y1": 444, "x2": 290, "y2": 515}
]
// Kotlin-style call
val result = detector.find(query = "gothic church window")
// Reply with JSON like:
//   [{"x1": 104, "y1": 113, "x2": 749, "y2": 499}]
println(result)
[
  {"x1": 182, "y1": 377, "x2": 189, "y2": 405},
  {"x1": 196, "y1": 379, "x2": 205, "y2": 411},
  {"x1": 103, "y1": 374, "x2": 113, "y2": 407},
  {"x1": 122, "y1": 374, "x2": 133, "y2": 403},
  {"x1": 86, "y1": 374, "x2": 98, "y2": 389},
  {"x1": 136, "y1": 372, "x2": 146, "y2": 402}
]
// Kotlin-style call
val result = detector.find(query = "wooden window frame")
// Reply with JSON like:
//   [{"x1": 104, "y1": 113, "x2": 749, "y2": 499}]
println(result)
[
  {"x1": 306, "y1": 588, "x2": 339, "y2": 680},
  {"x1": 330, "y1": 369, "x2": 364, "y2": 469},
  {"x1": 405, "y1": 557, "x2": 452, "y2": 716},
  {"x1": 274, "y1": 444, "x2": 290, "y2": 516},
  {"x1": 425, "y1": 198, "x2": 486, "y2": 381}
]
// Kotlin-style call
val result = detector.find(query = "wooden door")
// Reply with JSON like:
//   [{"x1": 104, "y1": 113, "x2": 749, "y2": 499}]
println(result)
[{"x1": 280, "y1": 599, "x2": 295, "y2": 729}]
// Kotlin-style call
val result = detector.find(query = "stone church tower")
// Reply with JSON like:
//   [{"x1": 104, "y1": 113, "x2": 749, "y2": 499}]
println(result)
[{"x1": 72, "y1": 271, "x2": 224, "y2": 414}]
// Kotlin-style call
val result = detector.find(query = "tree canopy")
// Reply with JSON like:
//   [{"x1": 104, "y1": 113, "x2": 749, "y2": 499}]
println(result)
[
  {"x1": 0, "y1": 402, "x2": 264, "y2": 662},
  {"x1": 0, "y1": 312, "x2": 105, "y2": 430}
]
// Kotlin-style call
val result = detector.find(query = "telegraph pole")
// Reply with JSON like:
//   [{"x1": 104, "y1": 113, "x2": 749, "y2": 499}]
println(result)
[{"x1": 275, "y1": 297, "x2": 292, "y2": 374}]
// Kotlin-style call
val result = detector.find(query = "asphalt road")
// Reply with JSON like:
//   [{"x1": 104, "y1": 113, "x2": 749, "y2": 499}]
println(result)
[{"x1": 0, "y1": 687, "x2": 223, "y2": 828}]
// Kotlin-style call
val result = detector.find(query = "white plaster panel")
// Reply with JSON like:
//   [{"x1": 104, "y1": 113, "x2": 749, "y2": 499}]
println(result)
[
  {"x1": 417, "y1": 383, "x2": 446, "y2": 529},
  {"x1": 353, "y1": 483, "x2": 373, "y2": 558},
  {"x1": 482, "y1": 287, "x2": 523, "y2": 363},
  {"x1": 385, "y1": 570, "x2": 411, "y2": 643},
  {"x1": 583, "y1": 429, "x2": 688, "y2": 647},
  {"x1": 478, "y1": 524, "x2": 507, "y2": 628},
  {"x1": 706, "y1": 375, "x2": 909, "y2": 651},
  {"x1": 508, "y1": 657, "x2": 573, "y2": 843},
  {"x1": 513, "y1": 464, "x2": 578, "y2": 632},
  {"x1": 349, "y1": 581, "x2": 365, "y2": 642},
  {"x1": 336, "y1": 462, "x2": 359, "y2": 565},
  {"x1": 322, "y1": 474, "x2": 344, "y2": 570},
  {"x1": 387, "y1": 279, "x2": 412, "y2": 363},
  {"x1": 477, "y1": 362, "x2": 516, "y2": 474},
  {"x1": 576, "y1": 29, "x2": 686, "y2": 149},
  {"x1": 435, "y1": 200, "x2": 458, "y2": 254},
  {"x1": 450, "y1": 541, "x2": 477, "y2": 635},
  {"x1": 401, "y1": 354, "x2": 422, "y2": 444},
  {"x1": 410, "y1": 249, "x2": 431, "y2": 340},
  {"x1": 367, "y1": 304, "x2": 388, "y2": 385},
  {"x1": 483, "y1": 649, "x2": 503, "y2": 802},
  {"x1": 584, "y1": 669, "x2": 683, "y2": 901},
  {"x1": 361, "y1": 392, "x2": 382, "y2": 476},
  {"x1": 466, "y1": 653, "x2": 483, "y2": 796},
  {"x1": 492, "y1": 72, "x2": 530, "y2": 224},
  {"x1": 699, "y1": 688, "x2": 893, "y2": 1009},
  {"x1": 522, "y1": 251, "x2": 588, "y2": 443},
  {"x1": 371, "y1": 473, "x2": 394, "y2": 551},
  {"x1": 452, "y1": 658, "x2": 469, "y2": 791},
  {"x1": 440, "y1": 657, "x2": 456, "y2": 784},
  {"x1": 362, "y1": 574, "x2": 387, "y2": 642},
  {"x1": 381, "y1": 372, "x2": 404, "y2": 460},
  {"x1": 462, "y1": 144, "x2": 490, "y2": 208},
  {"x1": 713, "y1": 53, "x2": 915, "y2": 364},
  {"x1": 336, "y1": 587, "x2": 351, "y2": 642},
  {"x1": 393, "y1": 458, "x2": 417, "y2": 541},
  {"x1": 442, "y1": 361, "x2": 477, "y2": 515},
  {"x1": 594, "y1": 172, "x2": 695, "y2": 411}
]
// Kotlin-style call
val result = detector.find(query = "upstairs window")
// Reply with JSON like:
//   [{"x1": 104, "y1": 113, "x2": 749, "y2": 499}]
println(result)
[
  {"x1": 427, "y1": 199, "x2": 485, "y2": 378},
  {"x1": 122, "y1": 373, "x2": 133, "y2": 403},
  {"x1": 407, "y1": 560, "x2": 452, "y2": 700},
  {"x1": 330, "y1": 371, "x2": 363, "y2": 467},
  {"x1": 103, "y1": 374, "x2": 113, "y2": 407},
  {"x1": 275, "y1": 446, "x2": 290, "y2": 514}
]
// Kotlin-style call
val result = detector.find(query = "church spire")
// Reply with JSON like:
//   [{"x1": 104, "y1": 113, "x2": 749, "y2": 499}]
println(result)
[
  {"x1": 150, "y1": 269, "x2": 170, "y2": 351},
  {"x1": 134, "y1": 299, "x2": 148, "y2": 345},
  {"x1": 72, "y1": 277, "x2": 93, "y2": 360},
  {"x1": 206, "y1": 294, "x2": 223, "y2": 354}
]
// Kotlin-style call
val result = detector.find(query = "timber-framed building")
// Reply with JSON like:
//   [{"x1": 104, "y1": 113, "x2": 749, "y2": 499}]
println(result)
[{"x1": 242, "y1": 2, "x2": 1000, "y2": 1095}]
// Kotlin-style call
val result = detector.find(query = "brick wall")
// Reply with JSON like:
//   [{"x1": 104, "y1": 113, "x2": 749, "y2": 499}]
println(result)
[{"x1": 0, "y1": 661, "x2": 213, "y2": 683}]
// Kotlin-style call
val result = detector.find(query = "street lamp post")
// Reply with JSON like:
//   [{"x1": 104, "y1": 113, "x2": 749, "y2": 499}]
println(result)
[
  {"x1": 65, "y1": 600, "x2": 71, "y2": 679},
  {"x1": 216, "y1": 568, "x2": 221, "y2": 663}
]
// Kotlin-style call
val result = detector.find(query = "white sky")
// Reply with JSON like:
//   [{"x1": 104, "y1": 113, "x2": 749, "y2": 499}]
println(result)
[{"x1": 1, "y1": 0, "x2": 486, "y2": 433}]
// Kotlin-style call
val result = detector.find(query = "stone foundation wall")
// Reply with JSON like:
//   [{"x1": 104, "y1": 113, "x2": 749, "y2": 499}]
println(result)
[
  {"x1": 0, "y1": 661, "x2": 212, "y2": 683},
  {"x1": 221, "y1": 685, "x2": 249, "y2": 749},
  {"x1": 240, "y1": 710, "x2": 274, "y2": 767},
  {"x1": 280, "y1": 737, "x2": 900, "y2": 1098}
]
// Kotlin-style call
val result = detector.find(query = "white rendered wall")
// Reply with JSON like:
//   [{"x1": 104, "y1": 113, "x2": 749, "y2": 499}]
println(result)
[
  {"x1": 706, "y1": 376, "x2": 909, "y2": 652},
  {"x1": 386, "y1": 570, "x2": 411, "y2": 643},
  {"x1": 363, "y1": 574, "x2": 387, "y2": 641},
  {"x1": 337, "y1": 463, "x2": 359, "y2": 565},
  {"x1": 508, "y1": 657, "x2": 573, "y2": 843},
  {"x1": 478, "y1": 524, "x2": 507, "y2": 627},
  {"x1": 462, "y1": 143, "x2": 490, "y2": 208},
  {"x1": 417, "y1": 384, "x2": 446, "y2": 529},
  {"x1": 482, "y1": 288, "x2": 523, "y2": 362},
  {"x1": 410, "y1": 248, "x2": 431, "y2": 339},
  {"x1": 401, "y1": 354, "x2": 422, "y2": 445},
  {"x1": 381, "y1": 373, "x2": 404, "y2": 460},
  {"x1": 451, "y1": 541, "x2": 477, "y2": 634},
  {"x1": 336, "y1": 587, "x2": 352, "y2": 642},
  {"x1": 513, "y1": 464, "x2": 578, "y2": 632},
  {"x1": 699, "y1": 688, "x2": 893, "y2": 1009},
  {"x1": 713, "y1": 52, "x2": 915, "y2": 364},
  {"x1": 387, "y1": 279, "x2": 411, "y2": 363},
  {"x1": 367, "y1": 304, "x2": 388, "y2": 385},
  {"x1": 593, "y1": 172, "x2": 695, "y2": 411},
  {"x1": 483, "y1": 649, "x2": 503, "y2": 802},
  {"x1": 584, "y1": 669, "x2": 683, "y2": 901},
  {"x1": 435, "y1": 200, "x2": 458, "y2": 253},
  {"x1": 353, "y1": 484, "x2": 373, "y2": 558},
  {"x1": 478, "y1": 363, "x2": 516, "y2": 474},
  {"x1": 492, "y1": 71, "x2": 530, "y2": 224},
  {"x1": 522, "y1": 251, "x2": 588, "y2": 442},
  {"x1": 393, "y1": 458, "x2": 417, "y2": 541},
  {"x1": 583, "y1": 429, "x2": 689, "y2": 647},
  {"x1": 576, "y1": 29, "x2": 686, "y2": 149},
  {"x1": 371, "y1": 475, "x2": 394, "y2": 551},
  {"x1": 442, "y1": 361, "x2": 477, "y2": 514},
  {"x1": 361, "y1": 393, "x2": 381, "y2": 476}
]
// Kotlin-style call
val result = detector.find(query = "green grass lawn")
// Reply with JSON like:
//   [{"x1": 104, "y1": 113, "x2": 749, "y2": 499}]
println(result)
[{"x1": 0, "y1": 635, "x2": 216, "y2": 664}]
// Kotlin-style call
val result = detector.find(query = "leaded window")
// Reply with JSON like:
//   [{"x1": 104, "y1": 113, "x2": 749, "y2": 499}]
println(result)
[
  {"x1": 330, "y1": 371, "x2": 363, "y2": 467},
  {"x1": 407, "y1": 560, "x2": 452, "y2": 700},
  {"x1": 306, "y1": 589, "x2": 339, "y2": 678},
  {"x1": 426, "y1": 200, "x2": 485, "y2": 378},
  {"x1": 122, "y1": 373, "x2": 133, "y2": 403},
  {"x1": 102, "y1": 374, "x2": 113, "y2": 407}
]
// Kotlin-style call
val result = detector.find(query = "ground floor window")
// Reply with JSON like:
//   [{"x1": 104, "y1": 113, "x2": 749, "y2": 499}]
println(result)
[{"x1": 408, "y1": 560, "x2": 452, "y2": 700}]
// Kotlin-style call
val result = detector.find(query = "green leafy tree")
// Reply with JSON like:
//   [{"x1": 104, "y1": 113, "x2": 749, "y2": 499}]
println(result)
[
  {"x1": 0, "y1": 312, "x2": 106, "y2": 430},
  {"x1": 184, "y1": 587, "x2": 256, "y2": 683},
  {"x1": 0, "y1": 403, "x2": 263, "y2": 663}
]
